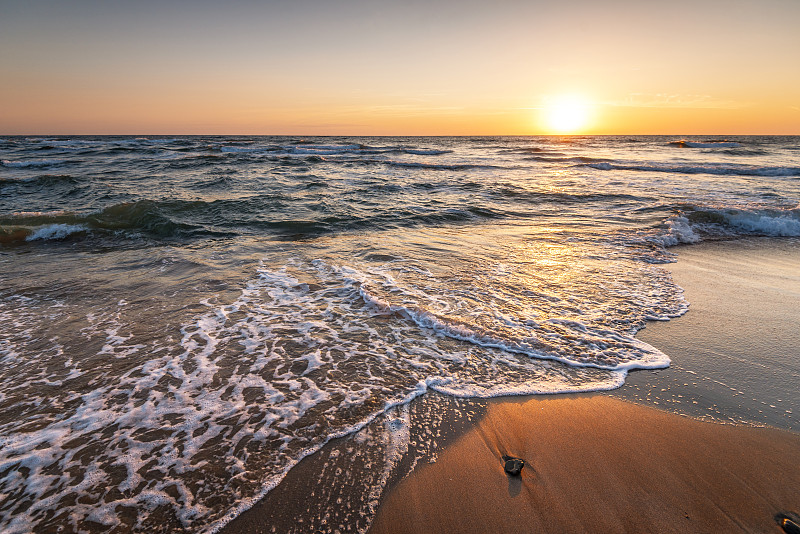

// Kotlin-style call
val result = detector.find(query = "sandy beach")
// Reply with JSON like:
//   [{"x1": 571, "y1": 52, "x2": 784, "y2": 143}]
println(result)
[{"x1": 369, "y1": 395, "x2": 800, "y2": 534}]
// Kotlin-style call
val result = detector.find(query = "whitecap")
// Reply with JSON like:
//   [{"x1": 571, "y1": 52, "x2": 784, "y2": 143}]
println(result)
[{"x1": 25, "y1": 224, "x2": 87, "y2": 241}]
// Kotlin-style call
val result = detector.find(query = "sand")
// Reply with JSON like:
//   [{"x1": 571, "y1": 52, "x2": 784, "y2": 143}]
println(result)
[
  {"x1": 369, "y1": 395, "x2": 800, "y2": 534},
  {"x1": 619, "y1": 237, "x2": 800, "y2": 430}
]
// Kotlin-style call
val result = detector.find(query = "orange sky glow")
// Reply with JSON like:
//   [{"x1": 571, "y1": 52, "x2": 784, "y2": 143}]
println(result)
[{"x1": 1, "y1": 0, "x2": 798, "y2": 135}]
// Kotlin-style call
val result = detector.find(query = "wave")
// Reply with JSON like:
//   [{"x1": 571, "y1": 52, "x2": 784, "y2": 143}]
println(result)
[
  {"x1": 260, "y1": 206, "x2": 507, "y2": 239},
  {"x1": 0, "y1": 201, "x2": 199, "y2": 244},
  {"x1": 26, "y1": 223, "x2": 88, "y2": 241},
  {"x1": 506, "y1": 147, "x2": 552, "y2": 154},
  {"x1": 0, "y1": 214, "x2": 87, "y2": 244},
  {"x1": 57, "y1": 137, "x2": 180, "y2": 146},
  {"x1": 217, "y1": 143, "x2": 363, "y2": 155},
  {"x1": 585, "y1": 161, "x2": 800, "y2": 177},
  {"x1": 166, "y1": 153, "x2": 235, "y2": 169},
  {"x1": 288, "y1": 144, "x2": 363, "y2": 151},
  {"x1": 88, "y1": 200, "x2": 198, "y2": 236},
  {"x1": 392, "y1": 148, "x2": 452, "y2": 156},
  {"x1": 132, "y1": 138, "x2": 181, "y2": 144},
  {"x1": 215, "y1": 144, "x2": 452, "y2": 159},
  {"x1": 1, "y1": 159, "x2": 68, "y2": 168},
  {"x1": 719, "y1": 148, "x2": 770, "y2": 156},
  {"x1": 496, "y1": 188, "x2": 646, "y2": 205},
  {"x1": 654, "y1": 206, "x2": 800, "y2": 246},
  {"x1": 219, "y1": 145, "x2": 271, "y2": 153},
  {"x1": 669, "y1": 139, "x2": 743, "y2": 148},
  {"x1": 0, "y1": 197, "x2": 510, "y2": 245},
  {"x1": 526, "y1": 155, "x2": 613, "y2": 164},
  {"x1": 697, "y1": 207, "x2": 800, "y2": 236},
  {"x1": 344, "y1": 261, "x2": 674, "y2": 374},
  {"x1": 11, "y1": 199, "x2": 790, "y2": 247},
  {"x1": 192, "y1": 174, "x2": 236, "y2": 189},
  {"x1": 384, "y1": 160, "x2": 509, "y2": 171},
  {"x1": 0, "y1": 174, "x2": 79, "y2": 186},
  {"x1": 206, "y1": 140, "x2": 455, "y2": 157}
]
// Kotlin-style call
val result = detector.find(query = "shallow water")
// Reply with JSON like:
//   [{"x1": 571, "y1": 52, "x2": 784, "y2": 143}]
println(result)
[{"x1": 1, "y1": 135, "x2": 799, "y2": 532}]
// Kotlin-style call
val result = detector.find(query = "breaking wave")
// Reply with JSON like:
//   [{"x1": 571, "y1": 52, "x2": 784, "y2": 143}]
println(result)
[{"x1": 653, "y1": 206, "x2": 800, "y2": 247}]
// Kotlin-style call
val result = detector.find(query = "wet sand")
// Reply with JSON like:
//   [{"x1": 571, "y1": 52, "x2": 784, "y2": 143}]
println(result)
[{"x1": 620, "y1": 237, "x2": 800, "y2": 430}]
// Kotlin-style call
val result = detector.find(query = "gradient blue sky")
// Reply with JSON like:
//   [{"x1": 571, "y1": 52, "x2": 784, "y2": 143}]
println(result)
[{"x1": 2, "y1": 0, "x2": 799, "y2": 134}]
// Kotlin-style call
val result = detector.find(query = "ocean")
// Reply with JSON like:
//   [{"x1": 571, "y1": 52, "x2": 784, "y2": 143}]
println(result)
[{"x1": 1, "y1": 135, "x2": 799, "y2": 533}]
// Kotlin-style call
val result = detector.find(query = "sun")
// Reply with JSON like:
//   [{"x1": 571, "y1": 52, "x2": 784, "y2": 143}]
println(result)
[{"x1": 542, "y1": 95, "x2": 593, "y2": 134}]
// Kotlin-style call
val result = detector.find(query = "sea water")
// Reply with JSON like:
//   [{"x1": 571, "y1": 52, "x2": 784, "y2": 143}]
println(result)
[{"x1": 1, "y1": 135, "x2": 799, "y2": 532}]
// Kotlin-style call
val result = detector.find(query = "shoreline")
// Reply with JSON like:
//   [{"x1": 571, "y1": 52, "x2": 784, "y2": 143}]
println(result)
[
  {"x1": 222, "y1": 237, "x2": 800, "y2": 534},
  {"x1": 616, "y1": 237, "x2": 800, "y2": 431}
]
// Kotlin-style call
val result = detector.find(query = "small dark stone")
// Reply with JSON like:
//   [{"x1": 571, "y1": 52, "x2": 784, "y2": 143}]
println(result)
[
  {"x1": 502, "y1": 455, "x2": 525, "y2": 476},
  {"x1": 777, "y1": 512, "x2": 800, "y2": 534}
]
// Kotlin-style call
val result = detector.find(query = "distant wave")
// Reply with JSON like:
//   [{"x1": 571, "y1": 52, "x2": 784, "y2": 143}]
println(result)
[
  {"x1": 162, "y1": 158, "x2": 232, "y2": 171},
  {"x1": 259, "y1": 206, "x2": 507, "y2": 239},
  {"x1": 1, "y1": 159, "x2": 68, "y2": 168},
  {"x1": 209, "y1": 144, "x2": 453, "y2": 160},
  {"x1": 526, "y1": 155, "x2": 613, "y2": 164},
  {"x1": 397, "y1": 148, "x2": 452, "y2": 155},
  {"x1": 4, "y1": 140, "x2": 457, "y2": 171},
  {"x1": 585, "y1": 161, "x2": 800, "y2": 177},
  {"x1": 219, "y1": 145, "x2": 272, "y2": 154},
  {"x1": 499, "y1": 147, "x2": 568, "y2": 157},
  {"x1": 493, "y1": 188, "x2": 647, "y2": 205},
  {"x1": 217, "y1": 143, "x2": 362, "y2": 155},
  {"x1": 0, "y1": 174, "x2": 79, "y2": 186},
  {"x1": 669, "y1": 139, "x2": 743, "y2": 148},
  {"x1": 384, "y1": 160, "x2": 509, "y2": 171},
  {"x1": 719, "y1": 148, "x2": 770, "y2": 156}
]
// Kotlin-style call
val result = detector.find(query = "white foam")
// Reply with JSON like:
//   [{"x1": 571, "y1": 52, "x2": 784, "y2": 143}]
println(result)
[
  {"x1": 351, "y1": 267, "x2": 672, "y2": 373},
  {"x1": 657, "y1": 215, "x2": 702, "y2": 246},
  {"x1": 25, "y1": 224, "x2": 87, "y2": 241}
]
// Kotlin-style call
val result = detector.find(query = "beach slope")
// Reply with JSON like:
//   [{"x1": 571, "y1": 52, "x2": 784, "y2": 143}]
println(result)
[{"x1": 369, "y1": 394, "x2": 800, "y2": 534}]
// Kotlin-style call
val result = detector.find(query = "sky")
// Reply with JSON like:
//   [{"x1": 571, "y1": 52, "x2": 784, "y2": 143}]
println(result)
[{"x1": 1, "y1": 0, "x2": 799, "y2": 135}]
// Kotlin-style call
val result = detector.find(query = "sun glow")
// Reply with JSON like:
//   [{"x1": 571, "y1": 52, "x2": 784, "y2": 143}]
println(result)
[{"x1": 543, "y1": 95, "x2": 593, "y2": 134}]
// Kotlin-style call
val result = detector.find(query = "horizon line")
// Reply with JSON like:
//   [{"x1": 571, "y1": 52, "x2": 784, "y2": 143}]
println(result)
[{"x1": 3, "y1": 133, "x2": 799, "y2": 137}]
